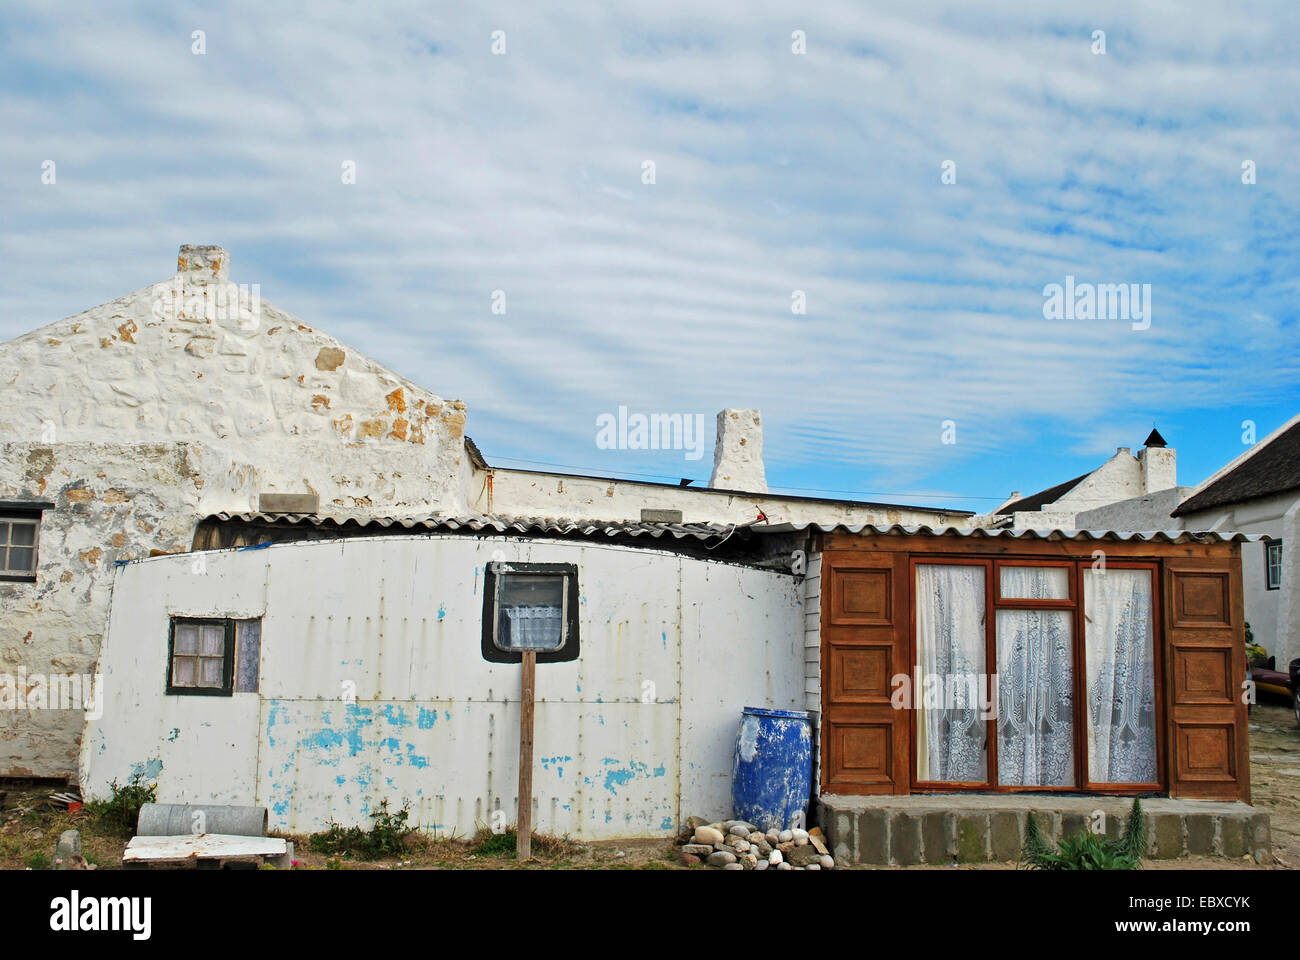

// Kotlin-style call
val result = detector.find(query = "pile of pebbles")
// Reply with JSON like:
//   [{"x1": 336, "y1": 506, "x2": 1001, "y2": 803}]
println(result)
[{"x1": 677, "y1": 816, "x2": 836, "y2": 870}]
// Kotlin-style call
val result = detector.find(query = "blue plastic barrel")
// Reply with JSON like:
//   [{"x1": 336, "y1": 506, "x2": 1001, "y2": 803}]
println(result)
[{"x1": 730, "y1": 706, "x2": 812, "y2": 833}]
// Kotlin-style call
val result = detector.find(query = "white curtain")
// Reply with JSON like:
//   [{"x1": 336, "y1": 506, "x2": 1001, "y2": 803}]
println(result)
[
  {"x1": 915, "y1": 564, "x2": 987, "y2": 782},
  {"x1": 996, "y1": 567, "x2": 1075, "y2": 786},
  {"x1": 1084, "y1": 569, "x2": 1157, "y2": 783},
  {"x1": 504, "y1": 605, "x2": 563, "y2": 649}
]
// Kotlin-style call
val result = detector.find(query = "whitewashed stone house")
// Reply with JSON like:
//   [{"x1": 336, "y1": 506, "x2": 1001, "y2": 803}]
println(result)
[
  {"x1": 989, "y1": 420, "x2": 1299, "y2": 670},
  {"x1": 1, "y1": 245, "x2": 969, "y2": 780}
]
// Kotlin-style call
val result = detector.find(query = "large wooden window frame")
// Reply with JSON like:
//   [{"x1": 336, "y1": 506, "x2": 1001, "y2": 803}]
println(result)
[{"x1": 909, "y1": 555, "x2": 1164, "y2": 795}]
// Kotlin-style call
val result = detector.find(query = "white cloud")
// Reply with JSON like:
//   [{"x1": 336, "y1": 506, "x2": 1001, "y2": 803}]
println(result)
[{"x1": 1, "y1": 0, "x2": 1296, "y2": 499}]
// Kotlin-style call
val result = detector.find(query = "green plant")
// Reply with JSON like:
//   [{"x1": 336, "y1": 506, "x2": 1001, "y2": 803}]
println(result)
[
  {"x1": 307, "y1": 800, "x2": 412, "y2": 860},
  {"x1": 1022, "y1": 798, "x2": 1147, "y2": 870},
  {"x1": 26, "y1": 851, "x2": 50, "y2": 870},
  {"x1": 84, "y1": 774, "x2": 157, "y2": 838},
  {"x1": 469, "y1": 825, "x2": 577, "y2": 859},
  {"x1": 1244, "y1": 622, "x2": 1270, "y2": 668}
]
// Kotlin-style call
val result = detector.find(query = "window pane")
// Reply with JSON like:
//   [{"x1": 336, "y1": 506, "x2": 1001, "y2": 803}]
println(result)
[
  {"x1": 915, "y1": 564, "x2": 987, "y2": 783},
  {"x1": 175, "y1": 625, "x2": 199, "y2": 655},
  {"x1": 0, "y1": 522, "x2": 8, "y2": 545},
  {"x1": 8, "y1": 547, "x2": 34, "y2": 572},
  {"x1": 235, "y1": 619, "x2": 262, "y2": 693},
  {"x1": 996, "y1": 610, "x2": 1074, "y2": 786},
  {"x1": 1000, "y1": 566, "x2": 1069, "y2": 600},
  {"x1": 200, "y1": 658, "x2": 224, "y2": 685},
  {"x1": 10, "y1": 522, "x2": 35, "y2": 546},
  {"x1": 497, "y1": 575, "x2": 565, "y2": 651},
  {"x1": 0, "y1": 547, "x2": 6, "y2": 571},
  {"x1": 1083, "y1": 569, "x2": 1157, "y2": 783},
  {"x1": 173, "y1": 658, "x2": 195, "y2": 686},
  {"x1": 200, "y1": 624, "x2": 224, "y2": 655}
]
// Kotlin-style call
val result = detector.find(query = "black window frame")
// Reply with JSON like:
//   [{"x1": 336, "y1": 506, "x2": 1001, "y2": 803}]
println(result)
[
  {"x1": 166, "y1": 617, "x2": 238, "y2": 696},
  {"x1": 481, "y1": 561, "x2": 580, "y2": 664},
  {"x1": 1266, "y1": 539, "x2": 1283, "y2": 591},
  {"x1": 0, "y1": 501, "x2": 53, "y2": 583}
]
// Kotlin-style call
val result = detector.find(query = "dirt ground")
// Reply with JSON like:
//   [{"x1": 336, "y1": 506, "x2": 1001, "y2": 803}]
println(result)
[
  {"x1": 1241, "y1": 697, "x2": 1300, "y2": 868},
  {"x1": 4, "y1": 703, "x2": 1298, "y2": 870}
]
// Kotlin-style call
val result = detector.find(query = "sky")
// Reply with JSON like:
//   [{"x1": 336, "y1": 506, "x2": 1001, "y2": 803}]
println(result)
[{"x1": 2, "y1": 1, "x2": 1297, "y2": 512}]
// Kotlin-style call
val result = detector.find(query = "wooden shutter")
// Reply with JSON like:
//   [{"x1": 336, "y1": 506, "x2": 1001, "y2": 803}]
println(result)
[
  {"x1": 1163, "y1": 556, "x2": 1250, "y2": 801},
  {"x1": 820, "y1": 550, "x2": 909, "y2": 794}
]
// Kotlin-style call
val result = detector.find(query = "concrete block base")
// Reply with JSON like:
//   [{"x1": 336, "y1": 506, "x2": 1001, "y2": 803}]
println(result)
[{"x1": 820, "y1": 794, "x2": 1269, "y2": 866}]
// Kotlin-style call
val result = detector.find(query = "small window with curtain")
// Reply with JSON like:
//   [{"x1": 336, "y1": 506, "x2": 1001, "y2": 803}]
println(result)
[
  {"x1": 167, "y1": 616, "x2": 262, "y2": 696},
  {"x1": 1266, "y1": 540, "x2": 1282, "y2": 591},
  {"x1": 481, "y1": 562, "x2": 579, "y2": 663},
  {"x1": 0, "y1": 502, "x2": 51, "y2": 582}
]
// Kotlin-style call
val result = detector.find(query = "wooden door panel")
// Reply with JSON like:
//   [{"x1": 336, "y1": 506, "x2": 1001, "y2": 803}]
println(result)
[
  {"x1": 821, "y1": 552, "x2": 909, "y2": 794},
  {"x1": 1164, "y1": 559, "x2": 1249, "y2": 801}
]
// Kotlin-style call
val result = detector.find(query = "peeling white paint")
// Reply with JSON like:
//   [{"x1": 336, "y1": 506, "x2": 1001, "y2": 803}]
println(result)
[{"x1": 81, "y1": 535, "x2": 804, "y2": 839}]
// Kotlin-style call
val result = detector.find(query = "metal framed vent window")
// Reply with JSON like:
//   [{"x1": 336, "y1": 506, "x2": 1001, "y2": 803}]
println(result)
[
  {"x1": 166, "y1": 617, "x2": 261, "y2": 695},
  {"x1": 0, "y1": 502, "x2": 52, "y2": 582},
  {"x1": 1266, "y1": 540, "x2": 1283, "y2": 591},
  {"x1": 481, "y1": 561, "x2": 580, "y2": 664}
]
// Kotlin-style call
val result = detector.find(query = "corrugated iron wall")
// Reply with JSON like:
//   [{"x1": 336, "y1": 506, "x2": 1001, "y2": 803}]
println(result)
[{"x1": 81, "y1": 535, "x2": 804, "y2": 838}]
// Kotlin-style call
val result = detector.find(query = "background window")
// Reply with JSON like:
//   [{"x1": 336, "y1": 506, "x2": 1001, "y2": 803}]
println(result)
[
  {"x1": 482, "y1": 562, "x2": 580, "y2": 663},
  {"x1": 1266, "y1": 541, "x2": 1283, "y2": 590},
  {"x1": 0, "y1": 516, "x2": 40, "y2": 579}
]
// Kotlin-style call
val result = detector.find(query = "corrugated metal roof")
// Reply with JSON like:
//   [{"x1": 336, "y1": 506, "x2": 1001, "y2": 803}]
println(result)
[
  {"x1": 753, "y1": 522, "x2": 1262, "y2": 543},
  {"x1": 205, "y1": 512, "x2": 739, "y2": 542}
]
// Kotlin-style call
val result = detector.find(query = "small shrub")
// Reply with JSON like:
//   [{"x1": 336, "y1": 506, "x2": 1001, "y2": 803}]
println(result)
[
  {"x1": 85, "y1": 774, "x2": 157, "y2": 838},
  {"x1": 308, "y1": 800, "x2": 412, "y2": 860},
  {"x1": 469, "y1": 826, "x2": 577, "y2": 859},
  {"x1": 1022, "y1": 798, "x2": 1147, "y2": 870},
  {"x1": 471, "y1": 828, "x2": 518, "y2": 857},
  {"x1": 26, "y1": 852, "x2": 50, "y2": 870}
]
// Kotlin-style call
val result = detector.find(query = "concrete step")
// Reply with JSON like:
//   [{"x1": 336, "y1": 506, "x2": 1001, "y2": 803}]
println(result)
[{"x1": 819, "y1": 794, "x2": 1270, "y2": 866}]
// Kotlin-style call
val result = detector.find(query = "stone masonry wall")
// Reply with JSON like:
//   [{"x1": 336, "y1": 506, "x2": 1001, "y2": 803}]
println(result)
[{"x1": 0, "y1": 247, "x2": 473, "y2": 777}]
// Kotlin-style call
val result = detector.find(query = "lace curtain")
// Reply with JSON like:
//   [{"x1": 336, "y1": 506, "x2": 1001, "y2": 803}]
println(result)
[
  {"x1": 996, "y1": 567, "x2": 1074, "y2": 787},
  {"x1": 504, "y1": 604, "x2": 563, "y2": 649},
  {"x1": 1084, "y1": 569, "x2": 1157, "y2": 783},
  {"x1": 915, "y1": 564, "x2": 987, "y2": 782}
]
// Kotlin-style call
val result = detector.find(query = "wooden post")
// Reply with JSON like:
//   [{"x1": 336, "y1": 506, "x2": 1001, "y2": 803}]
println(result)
[{"x1": 517, "y1": 650, "x2": 536, "y2": 860}]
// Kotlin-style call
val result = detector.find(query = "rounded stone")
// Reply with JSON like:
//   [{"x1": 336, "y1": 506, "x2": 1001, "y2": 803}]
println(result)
[
  {"x1": 723, "y1": 862, "x2": 744, "y2": 870},
  {"x1": 706, "y1": 850, "x2": 737, "y2": 867},
  {"x1": 768, "y1": 849, "x2": 783, "y2": 865},
  {"x1": 728, "y1": 824, "x2": 751, "y2": 838},
  {"x1": 819, "y1": 855, "x2": 835, "y2": 869},
  {"x1": 777, "y1": 862, "x2": 793, "y2": 870},
  {"x1": 694, "y1": 826, "x2": 725, "y2": 846},
  {"x1": 778, "y1": 830, "x2": 793, "y2": 843}
]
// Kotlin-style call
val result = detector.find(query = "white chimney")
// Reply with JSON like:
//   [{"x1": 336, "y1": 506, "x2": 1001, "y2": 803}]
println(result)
[
  {"x1": 177, "y1": 244, "x2": 229, "y2": 283},
  {"x1": 710, "y1": 408, "x2": 767, "y2": 492},
  {"x1": 1139, "y1": 428, "x2": 1176, "y2": 493}
]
